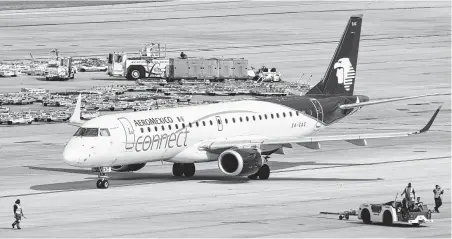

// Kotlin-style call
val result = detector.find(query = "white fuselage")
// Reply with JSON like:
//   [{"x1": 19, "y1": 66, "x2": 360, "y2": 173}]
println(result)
[{"x1": 63, "y1": 99, "x2": 325, "y2": 168}]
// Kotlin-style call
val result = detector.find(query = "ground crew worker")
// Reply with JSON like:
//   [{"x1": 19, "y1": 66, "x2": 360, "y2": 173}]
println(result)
[
  {"x1": 401, "y1": 183, "x2": 416, "y2": 201},
  {"x1": 433, "y1": 185, "x2": 444, "y2": 213},
  {"x1": 401, "y1": 183, "x2": 415, "y2": 209},
  {"x1": 414, "y1": 197, "x2": 424, "y2": 211},
  {"x1": 180, "y1": 52, "x2": 187, "y2": 59},
  {"x1": 12, "y1": 199, "x2": 25, "y2": 229}
]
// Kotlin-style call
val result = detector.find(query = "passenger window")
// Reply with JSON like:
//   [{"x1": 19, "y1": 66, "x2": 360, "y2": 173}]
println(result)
[
  {"x1": 232, "y1": 118, "x2": 236, "y2": 123},
  {"x1": 161, "y1": 125, "x2": 165, "y2": 131},
  {"x1": 217, "y1": 119, "x2": 221, "y2": 124},
  {"x1": 246, "y1": 116, "x2": 249, "y2": 121},
  {"x1": 202, "y1": 121, "x2": 206, "y2": 126},
  {"x1": 271, "y1": 114, "x2": 274, "y2": 119},
  {"x1": 100, "y1": 128, "x2": 111, "y2": 136},
  {"x1": 189, "y1": 123, "x2": 192, "y2": 127},
  {"x1": 175, "y1": 124, "x2": 179, "y2": 129},
  {"x1": 210, "y1": 120, "x2": 213, "y2": 125},
  {"x1": 225, "y1": 118, "x2": 228, "y2": 124},
  {"x1": 259, "y1": 115, "x2": 262, "y2": 120},
  {"x1": 239, "y1": 117, "x2": 242, "y2": 122},
  {"x1": 264, "y1": 114, "x2": 268, "y2": 119},
  {"x1": 296, "y1": 111, "x2": 299, "y2": 116},
  {"x1": 140, "y1": 128, "x2": 144, "y2": 133},
  {"x1": 283, "y1": 112, "x2": 286, "y2": 117},
  {"x1": 182, "y1": 123, "x2": 185, "y2": 128},
  {"x1": 276, "y1": 113, "x2": 279, "y2": 118},
  {"x1": 289, "y1": 112, "x2": 292, "y2": 117},
  {"x1": 252, "y1": 116, "x2": 256, "y2": 121},
  {"x1": 196, "y1": 122, "x2": 199, "y2": 127},
  {"x1": 168, "y1": 125, "x2": 172, "y2": 130},
  {"x1": 154, "y1": 126, "x2": 158, "y2": 132},
  {"x1": 147, "y1": 127, "x2": 151, "y2": 132}
]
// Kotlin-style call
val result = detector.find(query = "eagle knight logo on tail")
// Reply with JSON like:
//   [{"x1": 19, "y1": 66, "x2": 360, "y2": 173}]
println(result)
[{"x1": 333, "y1": 57, "x2": 355, "y2": 91}]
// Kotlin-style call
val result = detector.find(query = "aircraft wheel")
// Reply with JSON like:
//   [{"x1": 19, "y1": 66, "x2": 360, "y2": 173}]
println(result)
[
  {"x1": 102, "y1": 179, "x2": 109, "y2": 189},
  {"x1": 258, "y1": 164, "x2": 270, "y2": 180},
  {"x1": 183, "y1": 163, "x2": 196, "y2": 177},
  {"x1": 172, "y1": 163, "x2": 184, "y2": 177},
  {"x1": 412, "y1": 223, "x2": 420, "y2": 227},
  {"x1": 96, "y1": 179, "x2": 103, "y2": 189}
]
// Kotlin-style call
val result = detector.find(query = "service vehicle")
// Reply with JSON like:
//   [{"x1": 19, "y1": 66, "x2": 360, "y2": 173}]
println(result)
[
  {"x1": 6, "y1": 115, "x2": 33, "y2": 125},
  {"x1": 44, "y1": 49, "x2": 76, "y2": 81},
  {"x1": 358, "y1": 194, "x2": 433, "y2": 226},
  {"x1": 107, "y1": 43, "x2": 169, "y2": 80}
]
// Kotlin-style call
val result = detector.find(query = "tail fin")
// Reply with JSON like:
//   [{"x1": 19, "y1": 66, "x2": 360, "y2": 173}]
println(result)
[{"x1": 306, "y1": 14, "x2": 363, "y2": 97}]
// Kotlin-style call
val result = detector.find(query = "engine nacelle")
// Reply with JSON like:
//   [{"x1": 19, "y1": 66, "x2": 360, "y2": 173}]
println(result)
[
  {"x1": 218, "y1": 148, "x2": 264, "y2": 176},
  {"x1": 111, "y1": 163, "x2": 146, "y2": 172}
]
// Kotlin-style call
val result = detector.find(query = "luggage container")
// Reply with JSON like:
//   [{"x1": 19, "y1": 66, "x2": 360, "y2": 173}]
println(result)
[
  {"x1": 232, "y1": 58, "x2": 248, "y2": 79},
  {"x1": 168, "y1": 57, "x2": 250, "y2": 81},
  {"x1": 202, "y1": 58, "x2": 219, "y2": 80},
  {"x1": 218, "y1": 59, "x2": 233, "y2": 79}
]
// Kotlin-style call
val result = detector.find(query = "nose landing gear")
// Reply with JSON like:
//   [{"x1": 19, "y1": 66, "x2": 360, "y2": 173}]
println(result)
[
  {"x1": 172, "y1": 163, "x2": 196, "y2": 177},
  {"x1": 95, "y1": 167, "x2": 111, "y2": 189}
]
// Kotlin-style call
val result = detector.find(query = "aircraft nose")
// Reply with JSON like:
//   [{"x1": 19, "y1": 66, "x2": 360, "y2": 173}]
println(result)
[{"x1": 63, "y1": 144, "x2": 80, "y2": 166}]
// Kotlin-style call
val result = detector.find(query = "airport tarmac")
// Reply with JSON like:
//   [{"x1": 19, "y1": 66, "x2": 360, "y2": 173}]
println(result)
[{"x1": 0, "y1": 1, "x2": 451, "y2": 238}]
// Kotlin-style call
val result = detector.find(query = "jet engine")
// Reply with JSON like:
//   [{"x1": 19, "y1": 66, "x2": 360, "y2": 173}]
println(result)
[
  {"x1": 111, "y1": 163, "x2": 146, "y2": 172},
  {"x1": 218, "y1": 148, "x2": 264, "y2": 176}
]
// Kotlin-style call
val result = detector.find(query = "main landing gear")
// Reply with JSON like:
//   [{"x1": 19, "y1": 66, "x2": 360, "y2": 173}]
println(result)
[
  {"x1": 172, "y1": 163, "x2": 196, "y2": 177},
  {"x1": 96, "y1": 167, "x2": 111, "y2": 189},
  {"x1": 247, "y1": 164, "x2": 270, "y2": 180}
]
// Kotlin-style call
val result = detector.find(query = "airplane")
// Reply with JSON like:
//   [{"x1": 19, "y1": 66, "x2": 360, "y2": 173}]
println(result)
[{"x1": 63, "y1": 14, "x2": 443, "y2": 189}]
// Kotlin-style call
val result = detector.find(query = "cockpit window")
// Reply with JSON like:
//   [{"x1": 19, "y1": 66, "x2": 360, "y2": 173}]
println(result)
[
  {"x1": 74, "y1": 128, "x2": 99, "y2": 137},
  {"x1": 100, "y1": 128, "x2": 111, "y2": 136}
]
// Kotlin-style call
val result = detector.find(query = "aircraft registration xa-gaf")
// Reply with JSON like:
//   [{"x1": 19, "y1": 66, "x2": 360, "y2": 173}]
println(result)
[{"x1": 63, "y1": 14, "x2": 442, "y2": 189}]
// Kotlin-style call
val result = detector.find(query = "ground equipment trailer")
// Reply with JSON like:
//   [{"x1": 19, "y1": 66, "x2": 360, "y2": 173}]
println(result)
[
  {"x1": 167, "y1": 57, "x2": 250, "y2": 82},
  {"x1": 107, "y1": 43, "x2": 252, "y2": 82}
]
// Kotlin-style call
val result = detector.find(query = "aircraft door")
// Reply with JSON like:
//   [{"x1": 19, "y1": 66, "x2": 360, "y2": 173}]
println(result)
[
  {"x1": 215, "y1": 116, "x2": 223, "y2": 131},
  {"x1": 309, "y1": 98, "x2": 324, "y2": 130},
  {"x1": 117, "y1": 117, "x2": 136, "y2": 150}
]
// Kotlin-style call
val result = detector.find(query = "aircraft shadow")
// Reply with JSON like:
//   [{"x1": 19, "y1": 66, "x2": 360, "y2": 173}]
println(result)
[{"x1": 28, "y1": 164, "x2": 382, "y2": 191}]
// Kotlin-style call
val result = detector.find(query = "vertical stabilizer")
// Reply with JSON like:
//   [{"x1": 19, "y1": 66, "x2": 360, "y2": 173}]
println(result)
[{"x1": 306, "y1": 14, "x2": 363, "y2": 97}]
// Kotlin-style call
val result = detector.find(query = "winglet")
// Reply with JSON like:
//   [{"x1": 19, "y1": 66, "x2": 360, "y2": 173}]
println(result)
[
  {"x1": 418, "y1": 105, "x2": 442, "y2": 134},
  {"x1": 68, "y1": 94, "x2": 83, "y2": 126}
]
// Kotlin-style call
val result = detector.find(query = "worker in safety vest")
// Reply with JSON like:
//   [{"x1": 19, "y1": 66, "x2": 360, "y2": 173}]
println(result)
[
  {"x1": 433, "y1": 185, "x2": 444, "y2": 213},
  {"x1": 12, "y1": 199, "x2": 25, "y2": 229},
  {"x1": 401, "y1": 183, "x2": 416, "y2": 201},
  {"x1": 401, "y1": 183, "x2": 415, "y2": 209}
]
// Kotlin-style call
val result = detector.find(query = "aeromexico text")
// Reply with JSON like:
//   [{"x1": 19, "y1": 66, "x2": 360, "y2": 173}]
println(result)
[{"x1": 134, "y1": 117, "x2": 173, "y2": 126}]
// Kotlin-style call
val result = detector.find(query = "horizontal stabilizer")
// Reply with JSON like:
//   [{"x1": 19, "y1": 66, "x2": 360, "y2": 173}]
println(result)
[{"x1": 339, "y1": 93, "x2": 448, "y2": 110}]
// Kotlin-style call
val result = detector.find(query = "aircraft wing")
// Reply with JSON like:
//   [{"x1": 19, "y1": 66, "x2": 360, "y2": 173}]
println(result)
[
  {"x1": 199, "y1": 105, "x2": 441, "y2": 152},
  {"x1": 340, "y1": 93, "x2": 448, "y2": 110}
]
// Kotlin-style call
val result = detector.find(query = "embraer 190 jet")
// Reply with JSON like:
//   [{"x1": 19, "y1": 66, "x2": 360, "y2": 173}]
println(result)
[{"x1": 63, "y1": 15, "x2": 442, "y2": 189}]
